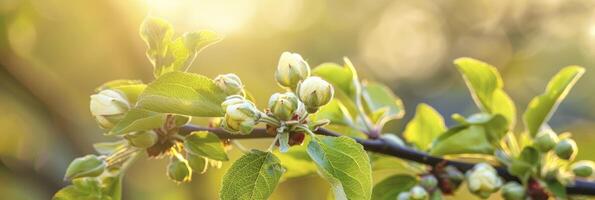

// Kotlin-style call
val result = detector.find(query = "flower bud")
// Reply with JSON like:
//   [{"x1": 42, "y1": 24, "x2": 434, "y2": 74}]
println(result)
[
  {"x1": 571, "y1": 160, "x2": 595, "y2": 178},
  {"x1": 555, "y1": 139, "x2": 578, "y2": 160},
  {"x1": 125, "y1": 131, "x2": 158, "y2": 148},
  {"x1": 90, "y1": 89, "x2": 130, "y2": 129},
  {"x1": 297, "y1": 76, "x2": 334, "y2": 113},
  {"x1": 268, "y1": 92, "x2": 299, "y2": 121},
  {"x1": 533, "y1": 129, "x2": 559, "y2": 152},
  {"x1": 419, "y1": 175, "x2": 438, "y2": 191},
  {"x1": 221, "y1": 95, "x2": 245, "y2": 110},
  {"x1": 397, "y1": 192, "x2": 411, "y2": 200},
  {"x1": 222, "y1": 98, "x2": 260, "y2": 134},
  {"x1": 275, "y1": 52, "x2": 310, "y2": 89},
  {"x1": 167, "y1": 156, "x2": 192, "y2": 183},
  {"x1": 466, "y1": 163, "x2": 503, "y2": 198},
  {"x1": 64, "y1": 155, "x2": 106, "y2": 180},
  {"x1": 501, "y1": 182, "x2": 525, "y2": 200},
  {"x1": 214, "y1": 73, "x2": 244, "y2": 96},
  {"x1": 409, "y1": 185, "x2": 428, "y2": 200}
]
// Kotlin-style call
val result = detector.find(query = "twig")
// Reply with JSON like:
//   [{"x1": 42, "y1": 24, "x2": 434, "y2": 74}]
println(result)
[{"x1": 179, "y1": 124, "x2": 595, "y2": 196}]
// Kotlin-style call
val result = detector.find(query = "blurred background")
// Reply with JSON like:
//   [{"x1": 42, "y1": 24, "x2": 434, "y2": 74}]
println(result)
[{"x1": 1, "y1": 0, "x2": 595, "y2": 199}]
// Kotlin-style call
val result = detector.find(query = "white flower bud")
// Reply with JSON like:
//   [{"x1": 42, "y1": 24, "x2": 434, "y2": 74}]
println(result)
[
  {"x1": 297, "y1": 76, "x2": 334, "y2": 113},
  {"x1": 466, "y1": 163, "x2": 503, "y2": 198},
  {"x1": 409, "y1": 186, "x2": 428, "y2": 200},
  {"x1": 89, "y1": 89, "x2": 130, "y2": 129},
  {"x1": 222, "y1": 98, "x2": 260, "y2": 134},
  {"x1": 397, "y1": 192, "x2": 411, "y2": 200},
  {"x1": 275, "y1": 52, "x2": 310, "y2": 89},
  {"x1": 214, "y1": 73, "x2": 244, "y2": 96},
  {"x1": 268, "y1": 92, "x2": 299, "y2": 121},
  {"x1": 221, "y1": 95, "x2": 245, "y2": 111}
]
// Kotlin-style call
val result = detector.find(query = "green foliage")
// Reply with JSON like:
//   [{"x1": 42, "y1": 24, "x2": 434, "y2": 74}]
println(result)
[
  {"x1": 140, "y1": 17, "x2": 221, "y2": 77},
  {"x1": 523, "y1": 66, "x2": 585, "y2": 137},
  {"x1": 371, "y1": 174, "x2": 417, "y2": 200},
  {"x1": 307, "y1": 136, "x2": 373, "y2": 200},
  {"x1": 54, "y1": 171, "x2": 124, "y2": 200},
  {"x1": 430, "y1": 114, "x2": 508, "y2": 156},
  {"x1": 183, "y1": 131, "x2": 229, "y2": 161},
  {"x1": 361, "y1": 82, "x2": 405, "y2": 124},
  {"x1": 220, "y1": 150, "x2": 284, "y2": 200},
  {"x1": 110, "y1": 108, "x2": 190, "y2": 135},
  {"x1": 136, "y1": 71, "x2": 228, "y2": 117},
  {"x1": 64, "y1": 155, "x2": 106, "y2": 180},
  {"x1": 403, "y1": 103, "x2": 446, "y2": 151},
  {"x1": 273, "y1": 138, "x2": 318, "y2": 181},
  {"x1": 454, "y1": 58, "x2": 517, "y2": 127},
  {"x1": 508, "y1": 147, "x2": 539, "y2": 182}
]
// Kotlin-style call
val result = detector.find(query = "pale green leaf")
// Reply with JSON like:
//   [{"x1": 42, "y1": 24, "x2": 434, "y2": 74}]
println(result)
[
  {"x1": 307, "y1": 136, "x2": 373, "y2": 200},
  {"x1": 361, "y1": 82, "x2": 405, "y2": 123},
  {"x1": 430, "y1": 125, "x2": 494, "y2": 156},
  {"x1": 93, "y1": 140, "x2": 127, "y2": 155},
  {"x1": 96, "y1": 80, "x2": 146, "y2": 104},
  {"x1": 403, "y1": 104, "x2": 446, "y2": 151},
  {"x1": 312, "y1": 58, "x2": 361, "y2": 116},
  {"x1": 454, "y1": 57, "x2": 516, "y2": 127},
  {"x1": 110, "y1": 108, "x2": 190, "y2": 135},
  {"x1": 273, "y1": 138, "x2": 317, "y2": 181},
  {"x1": 136, "y1": 71, "x2": 228, "y2": 117},
  {"x1": 371, "y1": 174, "x2": 417, "y2": 200},
  {"x1": 53, "y1": 178, "x2": 106, "y2": 200},
  {"x1": 184, "y1": 131, "x2": 228, "y2": 161},
  {"x1": 220, "y1": 150, "x2": 284, "y2": 200},
  {"x1": 183, "y1": 30, "x2": 221, "y2": 54},
  {"x1": 523, "y1": 66, "x2": 585, "y2": 137},
  {"x1": 314, "y1": 99, "x2": 354, "y2": 127}
]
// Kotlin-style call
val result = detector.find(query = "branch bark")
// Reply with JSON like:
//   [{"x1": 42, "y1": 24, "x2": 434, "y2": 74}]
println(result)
[{"x1": 179, "y1": 125, "x2": 595, "y2": 196}]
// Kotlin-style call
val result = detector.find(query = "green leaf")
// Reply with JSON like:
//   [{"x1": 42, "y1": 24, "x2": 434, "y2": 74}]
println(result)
[
  {"x1": 361, "y1": 82, "x2": 405, "y2": 124},
  {"x1": 403, "y1": 104, "x2": 446, "y2": 150},
  {"x1": 183, "y1": 30, "x2": 221, "y2": 54},
  {"x1": 64, "y1": 155, "x2": 106, "y2": 180},
  {"x1": 307, "y1": 136, "x2": 373, "y2": 200},
  {"x1": 96, "y1": 80, "x2": 147, "y2": 104},
  {"x1": 546, "y1": 179, "x2": 567, "y2": 199},
  {"x1": 155, "y1": 37, "x2": 191, "y2": 76},
  {"x1": 314, "y1": 99, "x2": 354, "y2": 127},
  {"x1": 371, "y1": 174, "x2": 417, "y2": 200},
  {"x1": 183, "y1": 131, "x2": 228, "y2": 161},
  {"x1": 140, "y1": 17, "x2": 174, "y2": 77},
  {"x1": 274, "y1": 138, "x2": 317, "y2": 181},
  {"x1": 523, "y1": 66, "x2": 585, "y2": 137},
  {"x1": 110, "y1": 108, "x2": 190, "y2": 135},
  {"x1": 136, "y1": 71, "x2": 228, "y2": 117},
  {"x1": 220, "y1": 150, "x2": 284, "y2": 200},
  {"x1": 454, "y1": 57, "x2": 517, "y2": 127},
  {"x1": 312, "y1": 58, "x2": 361, "y2": 116},
  {"x1": 93, "y1": 140, "x2": 127, "y2": 155},
  {"x1": 53, "y1": 178, "x2": 106, "y2": 200}
]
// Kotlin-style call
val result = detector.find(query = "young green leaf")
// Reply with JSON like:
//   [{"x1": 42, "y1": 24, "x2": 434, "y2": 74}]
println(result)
[
  {"x1": 220, "y1": 150, "x2": 284, "y2": 200},
  {"x1": 430, "y1": 125, "x2": 494, "y2": 156},
  {"x1": 183, "y1": 131, "x2": 228, "y2": 161},
  {"x1": 523, "y1": 66, "x2": 585, "y2": 137},
  {"x1": 93, "y1": 140, "x2": 127, "y2": 155},
  {"x1": 312, "y1": 59, "x2": 360, "y2": 115},
  {"x1": 64, "y1": 155, "x2": 106, "y2": 180},
  {"x1": 53, "y1": 178, "x2": 105, "y2": 200},
  {"x1": 454, "y1": 58, "x2": 517, "y2": 127},
  {"x1": 183, "y1": 31, "x2": 221, "y2": 56},
  {"x1": 314, "y1": 99, "x2": 354, "y2": 127},
  {"x1": 307, "y1": 136, "x2": 373, "y2": 200},
  {"x1": 136, "y1": 71, "x2": 228, "y2": 117},
  {"x1": 508, "y1": 146, "x2": 539, "y2": 182},
  {"x1": 371, "y1": 174, "x2": 417, "y2": 200},
  {"x1": 403, "y1": 103, "x2": 446, "y2": 151},
  {"x1": 110, "y1": 108, "x2": 190, "y2": 135},
  {"x1": 96, "y1": 79, "x2": 147, "y2": 104},
  {"x1": 361, "y1": 82, "x2": 405, "y2": 124}
]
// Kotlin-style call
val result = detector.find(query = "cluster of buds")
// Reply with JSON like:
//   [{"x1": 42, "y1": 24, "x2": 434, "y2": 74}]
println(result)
[
  {"x1": 275, "y1": 52, "x2": 310, "y2": 90},
  {"x1": 221, "y1": 95, "x2": 260, "y2": 135},
  {"x1": 466, "y1": 163, "x2": 503, "y2": 198},
  {"x1": 268, "y1": 92, "x2": 302, "y2": 121},
  {"x1": 533, "y1": 129, "x2": 578, "y2": 160},
  {"x1": 89, "y1": 89, "x2": 130, "y2": 129}
]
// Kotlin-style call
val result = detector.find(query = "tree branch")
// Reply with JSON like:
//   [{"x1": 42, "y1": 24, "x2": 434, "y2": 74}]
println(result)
[{"x1": 179, "y1": 125, "x2": 595, "y2": 196}]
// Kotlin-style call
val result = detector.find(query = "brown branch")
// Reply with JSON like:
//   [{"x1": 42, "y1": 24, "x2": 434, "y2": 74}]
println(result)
[{"x1": 180, "y1": 124, "x2": 595, "y2": 196}]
